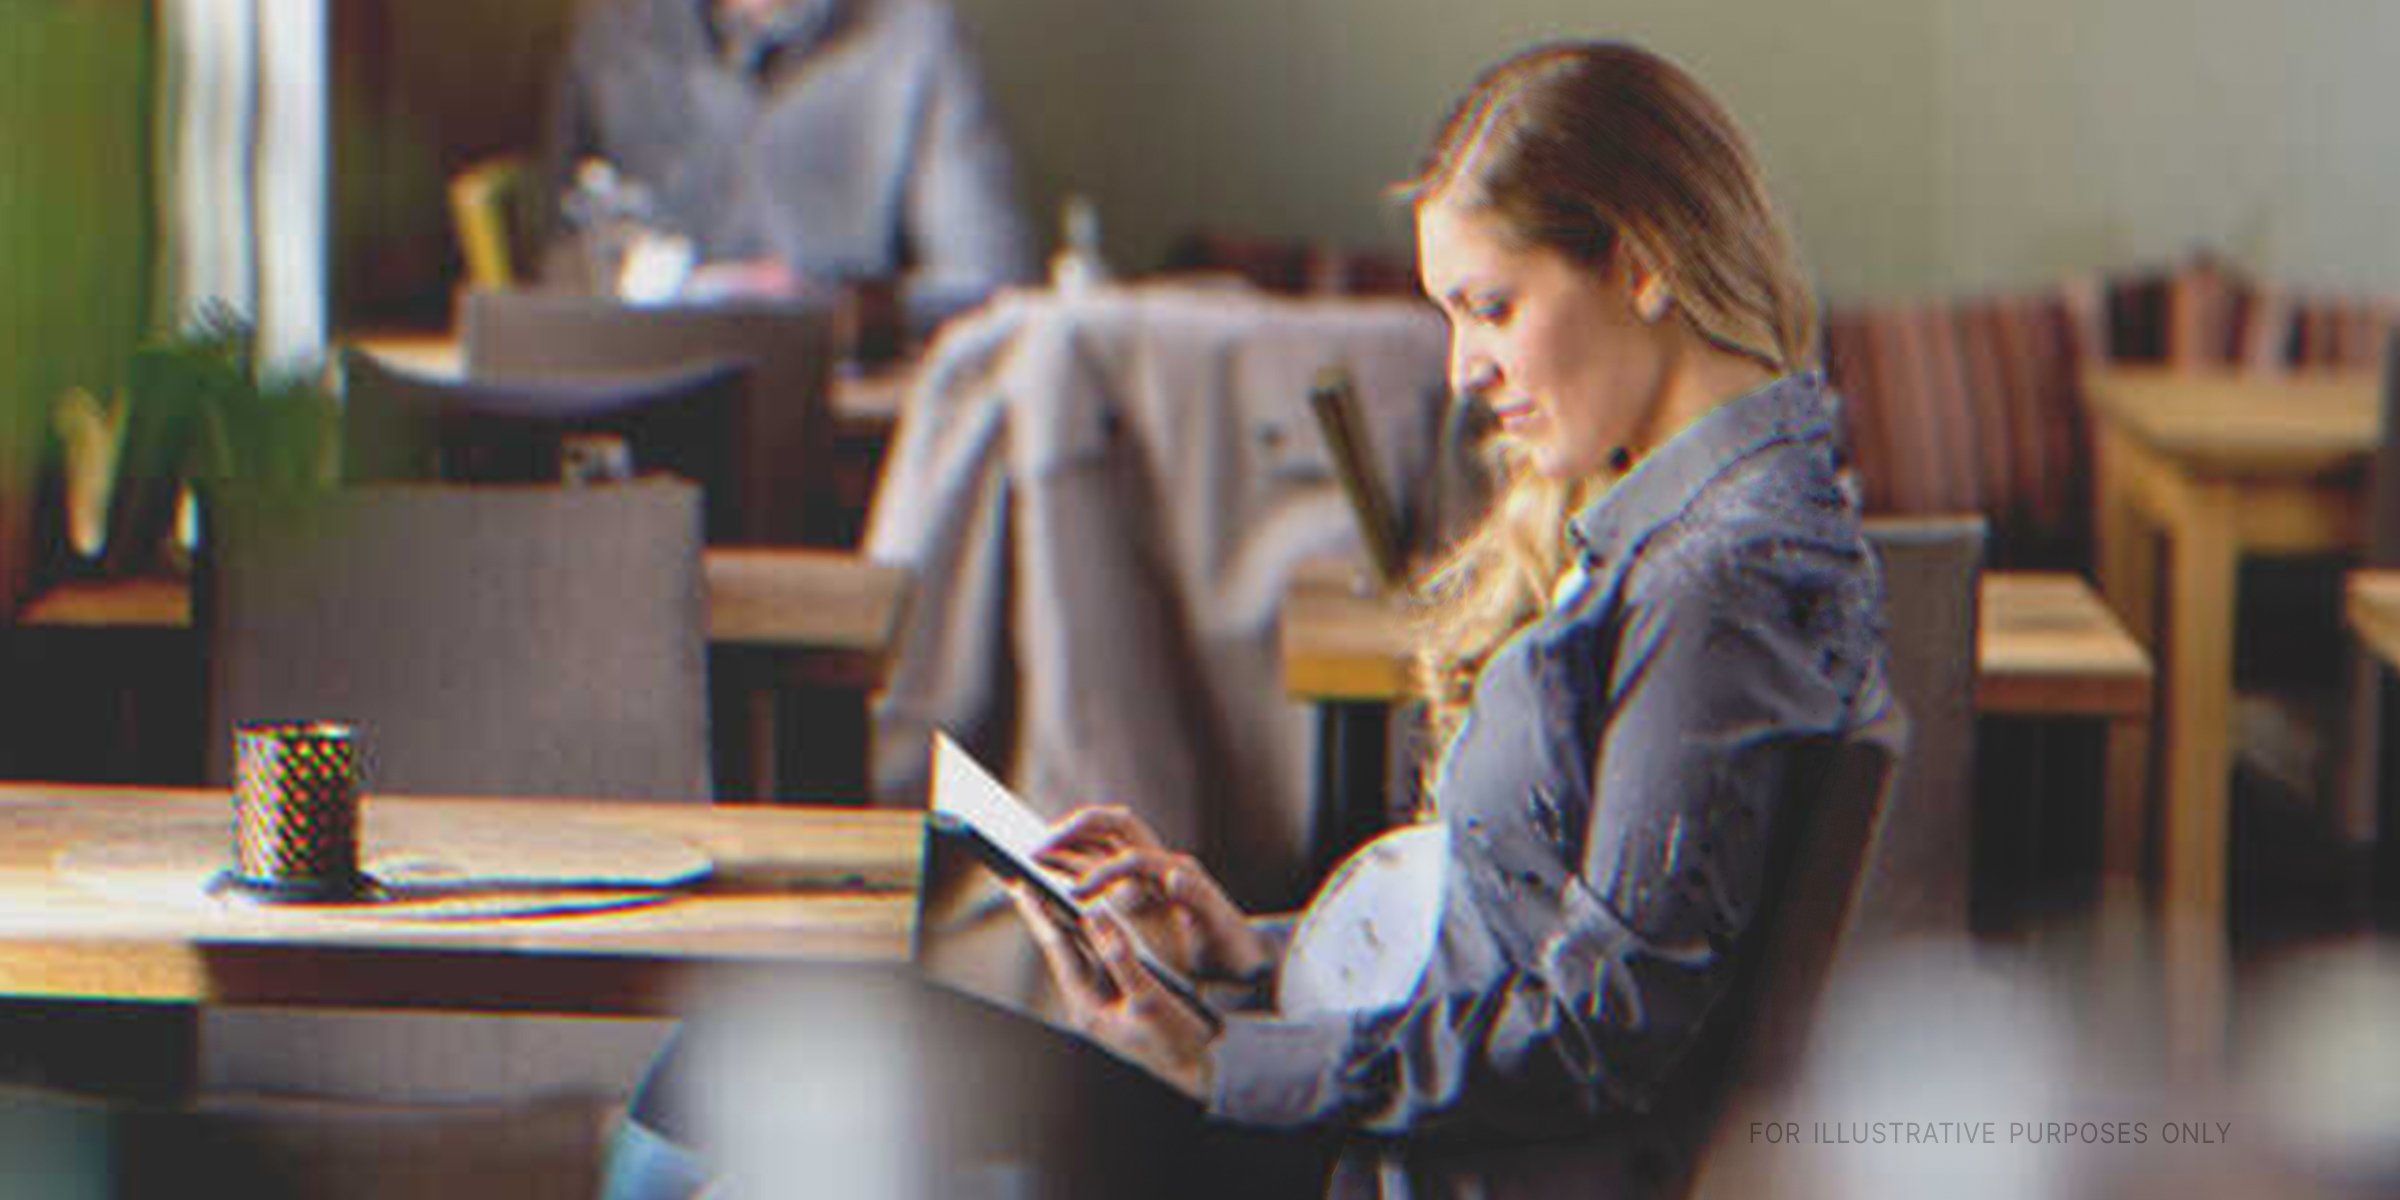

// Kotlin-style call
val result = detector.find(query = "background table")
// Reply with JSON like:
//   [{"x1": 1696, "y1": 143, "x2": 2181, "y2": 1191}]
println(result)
[
  {"x1": 0, "y1": 785, "x2": 922, "y2": 1015},
  {"x1": 12, "y1": 549, "x2": 908, "y2": 800},
  {"x1": 2086, "y1": 365, "x2": 2376, "y2": 1067},
  {"x1": 22, "y1": 548, "x2": 906, "y2": 658},
  {"x1": 1281, "y1": 560, "x2": 2155, "y2": 893},
  {"x1": 2345, "y1": 570, "x2": 2400, "y2": 921},
  {"x1": 2343, "y1": 571, "x2": 2400, "y2": 669}
]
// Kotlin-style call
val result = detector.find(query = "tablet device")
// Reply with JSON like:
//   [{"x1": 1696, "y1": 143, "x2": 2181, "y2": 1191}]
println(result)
[{"x1": 928, "y1": 734, "x2": 1216, "y2": 1027}]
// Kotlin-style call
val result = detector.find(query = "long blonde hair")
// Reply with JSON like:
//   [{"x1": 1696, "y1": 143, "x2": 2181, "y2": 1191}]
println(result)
[{"x1": 1401, "y1": 43, "x2": 1819, "y2": 758}]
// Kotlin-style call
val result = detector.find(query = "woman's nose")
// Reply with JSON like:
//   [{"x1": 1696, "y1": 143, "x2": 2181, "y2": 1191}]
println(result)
[{"x1": 1450, "y1": 342, "x2": 1498, "y2": 401}]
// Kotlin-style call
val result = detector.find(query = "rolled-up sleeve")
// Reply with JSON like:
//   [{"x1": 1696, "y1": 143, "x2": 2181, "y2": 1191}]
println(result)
[{"x1": 1207, "y1": 530, "x2": 1868, "y2": 1136}]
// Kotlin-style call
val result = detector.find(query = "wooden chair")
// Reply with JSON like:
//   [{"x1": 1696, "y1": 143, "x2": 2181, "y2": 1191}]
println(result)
[
  {"x1": 190, "y1": 482, "x2": 709, "y2": 1164},
  {"x1": 448, "y1": 155, "x2": 535, "y2": 291},
  {"x1": 459, "y1": 288, "x2": 837, "y2": 547},
  {"x1": 339, "y1": 346, "x2": 751, "y2": 543}
]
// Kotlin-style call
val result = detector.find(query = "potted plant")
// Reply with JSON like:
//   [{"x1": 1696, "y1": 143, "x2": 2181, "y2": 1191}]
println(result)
[{"x1": 49, "y1": 304, "x2": 339, "y2": 579}]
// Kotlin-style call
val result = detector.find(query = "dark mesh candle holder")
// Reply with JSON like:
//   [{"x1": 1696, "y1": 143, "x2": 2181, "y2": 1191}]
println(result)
[{"x1": 215, "y1": 720, "x2": 370, "y2": 903}]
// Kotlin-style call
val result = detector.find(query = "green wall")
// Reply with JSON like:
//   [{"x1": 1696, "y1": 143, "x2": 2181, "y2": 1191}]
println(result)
[
  {"x1": 948, "y1": 0, "x2": 1942, "y2": 300},
  {"x1": 0, "y1": 0, "x2": 155, "y2": 604},
  {"x1": 948, "y1": 0, "x2": 2400, "y2": 301}
]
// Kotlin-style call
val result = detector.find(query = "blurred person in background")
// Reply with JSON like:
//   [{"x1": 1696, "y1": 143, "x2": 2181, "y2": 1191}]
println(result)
[
  {"x1": 541, "y1": 0, "x2": 1036, "y2": 332},
  {"x1": 602, "y1": 39, "x2": 1897, "y2": 1199}
]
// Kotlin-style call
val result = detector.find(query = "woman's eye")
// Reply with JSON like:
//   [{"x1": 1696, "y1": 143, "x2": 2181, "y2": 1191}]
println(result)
[{"x1": 1470, "y1": 298, "x2": 1512, "y2": 323}]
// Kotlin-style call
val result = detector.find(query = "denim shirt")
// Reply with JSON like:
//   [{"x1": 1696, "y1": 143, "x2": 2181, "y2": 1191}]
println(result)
[{"x1": 1210, "y1": 373, "x2": 1898, "y2": 1171}]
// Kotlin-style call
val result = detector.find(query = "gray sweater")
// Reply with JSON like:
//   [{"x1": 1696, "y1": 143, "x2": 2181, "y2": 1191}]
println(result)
[{"x1": 543, "y1": 0, "x2": 1037, "y2": 322}]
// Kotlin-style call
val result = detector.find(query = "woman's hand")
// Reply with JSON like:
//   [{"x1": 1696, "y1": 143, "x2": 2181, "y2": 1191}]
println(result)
[
  {"x1": 1037, "y1": 807, "x2": 1269, "y2": 982},
  {"x1": 1008, "y1": 886, "x2": 1216, "y2": 1101}
]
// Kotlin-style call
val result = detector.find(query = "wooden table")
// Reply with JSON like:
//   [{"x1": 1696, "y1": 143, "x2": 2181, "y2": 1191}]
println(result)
[
  {"x1": 1281, "y1": 560, "x2": 2155, "y2": 877},
  {"x1": 0, "y1": 784, "x2": 921, "y2": 1014},
  {"x1": 2345, "y1": 570, "x2": 2400, "y2": 669},
  {"x1": 15, "y1": 549, "x2": 909, "y2": 798},
  {"x1": 22, "y1": 547, "x2": 906, "y2": 659},
  {"x1": 2345, "y1": 572, "x2": 2400, "y2": 922},
  {"x1": 2086, "y1": 365, "x2": 2378, "y2": 1067}
]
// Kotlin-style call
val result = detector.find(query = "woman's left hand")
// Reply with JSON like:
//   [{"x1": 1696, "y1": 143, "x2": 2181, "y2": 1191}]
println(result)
[{"x1": 1008, "y1": 885, "x2": 1216, "y2": 1102}]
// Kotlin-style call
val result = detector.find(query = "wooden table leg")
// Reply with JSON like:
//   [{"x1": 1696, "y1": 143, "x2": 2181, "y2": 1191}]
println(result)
[
  {"x1": 2379, "y1": 669, "x2": 2400, "y2": 927},
  {"x1": 2095, "y1": 427, "x2": 2157, "y2": 649},
  {"x1": 747, "y1": 686, "x2": 780, "y2": 801},
  {"x1": 2100, "y1": 715, "x2": 2153, "y2": 889},
  {"x1": 1311, "y1": 700, "x2": 1391, "y2": 881},
  {"x1": 2161, "y1": 484, "x2": 2238, "y2": 1077}
]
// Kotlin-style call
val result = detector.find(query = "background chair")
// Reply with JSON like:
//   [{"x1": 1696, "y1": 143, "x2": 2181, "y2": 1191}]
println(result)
[
  {"x1": 448, "y1": 155, "x2": 535, "y2": 292},
  {"x1": 458, "y1": 290, "x2": 876, "y2": 799},
  {"x1": 339, "y1": 347, "x2": 750, "y2": 545},
  {"x1": 199, "y1": 480, "x2": 711, "y2": 801},
  {"x1": 190, "y1": 482, "x2": 710, "y2": 1191},
  {"x1": 460, "y1": 288, "x2": 837, "y2": 547},
  {"x1": 1849, "y1": 515, "x2": 1987, "y2": 946}
]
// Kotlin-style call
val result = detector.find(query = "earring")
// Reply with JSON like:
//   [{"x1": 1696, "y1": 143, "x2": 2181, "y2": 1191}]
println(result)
[
  {"x1": 1638, "y1": 287, "x2": 1671, "y2": 323},
  {"x1": 1608, "y1": 446, "x2": 1633, "y2": 473}
]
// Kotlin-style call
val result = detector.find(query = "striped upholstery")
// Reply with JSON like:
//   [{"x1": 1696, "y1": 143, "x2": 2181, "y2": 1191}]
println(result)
[
  {"x1": 1823, "y1": 293, "x2": 2090, "y2": 569},
  {"x1": 1825, "y1": 258, "x2": 2400, "y2": 571},
  {"x1": 1161, "y1": 229, "x2": 1421, "y2": 297},
  {"x1": 2099, "y1": 258, "x2": 2400, "y2": 371},
  {"x1": 2283, "y1": 291, "x2": 2400, "y2": 370}
]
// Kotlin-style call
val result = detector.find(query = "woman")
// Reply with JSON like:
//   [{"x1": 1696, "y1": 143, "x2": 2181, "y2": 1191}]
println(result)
[
  {"x1": 1011, "y1": 38, "x2": 1897, "y2": 1196},
  {"x1": 604, "y1": 39, "x2": 1895, "y2": 1200}
]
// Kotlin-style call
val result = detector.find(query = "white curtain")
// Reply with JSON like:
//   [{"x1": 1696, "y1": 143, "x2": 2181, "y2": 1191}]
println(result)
[{"x1": 155, "y1": 0, "x2": 326, "y2": 372}]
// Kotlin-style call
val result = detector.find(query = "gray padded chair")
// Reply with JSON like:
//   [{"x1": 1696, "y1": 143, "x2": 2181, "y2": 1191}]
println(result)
[
  {"x1": 189, "y1": 482, "x2": 711, "y2": 1192},
  {"x1": 1849, "y1": 515, "x2": 1987, "y2": 946},
  {"x1": 340, "y1": 347, "x2": 752, "y2": 545},
  {"x1": 198, "y1": 481, "x2": 711, "y2": 801},
  {"x1": 1684, "y1": 518, "x2": 1982, "y2": 1198},
  {"x1": 460, "y1": 289, "x2": 835, "y2": 546},
  {"x1": 458, "y1": 290, "x2": 870, "y2": 800},
  {"x1": 1399, "y1": 731, "x2": 1899, "y2": 1200}
]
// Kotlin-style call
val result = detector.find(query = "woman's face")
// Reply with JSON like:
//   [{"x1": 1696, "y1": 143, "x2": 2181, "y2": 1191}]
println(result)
[{"x1": 1416, "y1": 199, "x2": 1672, "y2": 480}]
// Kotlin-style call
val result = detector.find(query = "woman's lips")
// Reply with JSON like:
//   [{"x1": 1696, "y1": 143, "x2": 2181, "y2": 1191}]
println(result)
[{"x1": 1490, "y1": 398, "x2": 1537, "y2": 432}]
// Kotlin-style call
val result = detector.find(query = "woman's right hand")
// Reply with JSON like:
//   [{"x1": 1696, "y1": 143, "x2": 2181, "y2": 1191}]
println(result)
[{"x1": 1037, "y1": 807, "x2": 1269, "y2": 983}]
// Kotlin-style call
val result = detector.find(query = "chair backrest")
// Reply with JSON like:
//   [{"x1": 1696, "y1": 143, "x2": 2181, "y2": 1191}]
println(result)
[
  {"x1": 1445, "y1": 732, "x2": 1897, "y2": 1200},
  {"x1": 1710, "y1": 734, "x2": 1901, "y2": 1094},
  {"x1": 1821, "y1": 297, "x2": 2085, "y2": 570},
  {"x1": 339, "y1": 348, "x2": 750, "y2": 544},
  {"x1": 1851, "y1": 515, "x2": 1987, "y2": 945},
  {"x1": 196, "y1": 481, "x2": 711, "y2": 801},
  {"x1": 459, "y1": 289, "x2": 835, "y2": 546}
]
